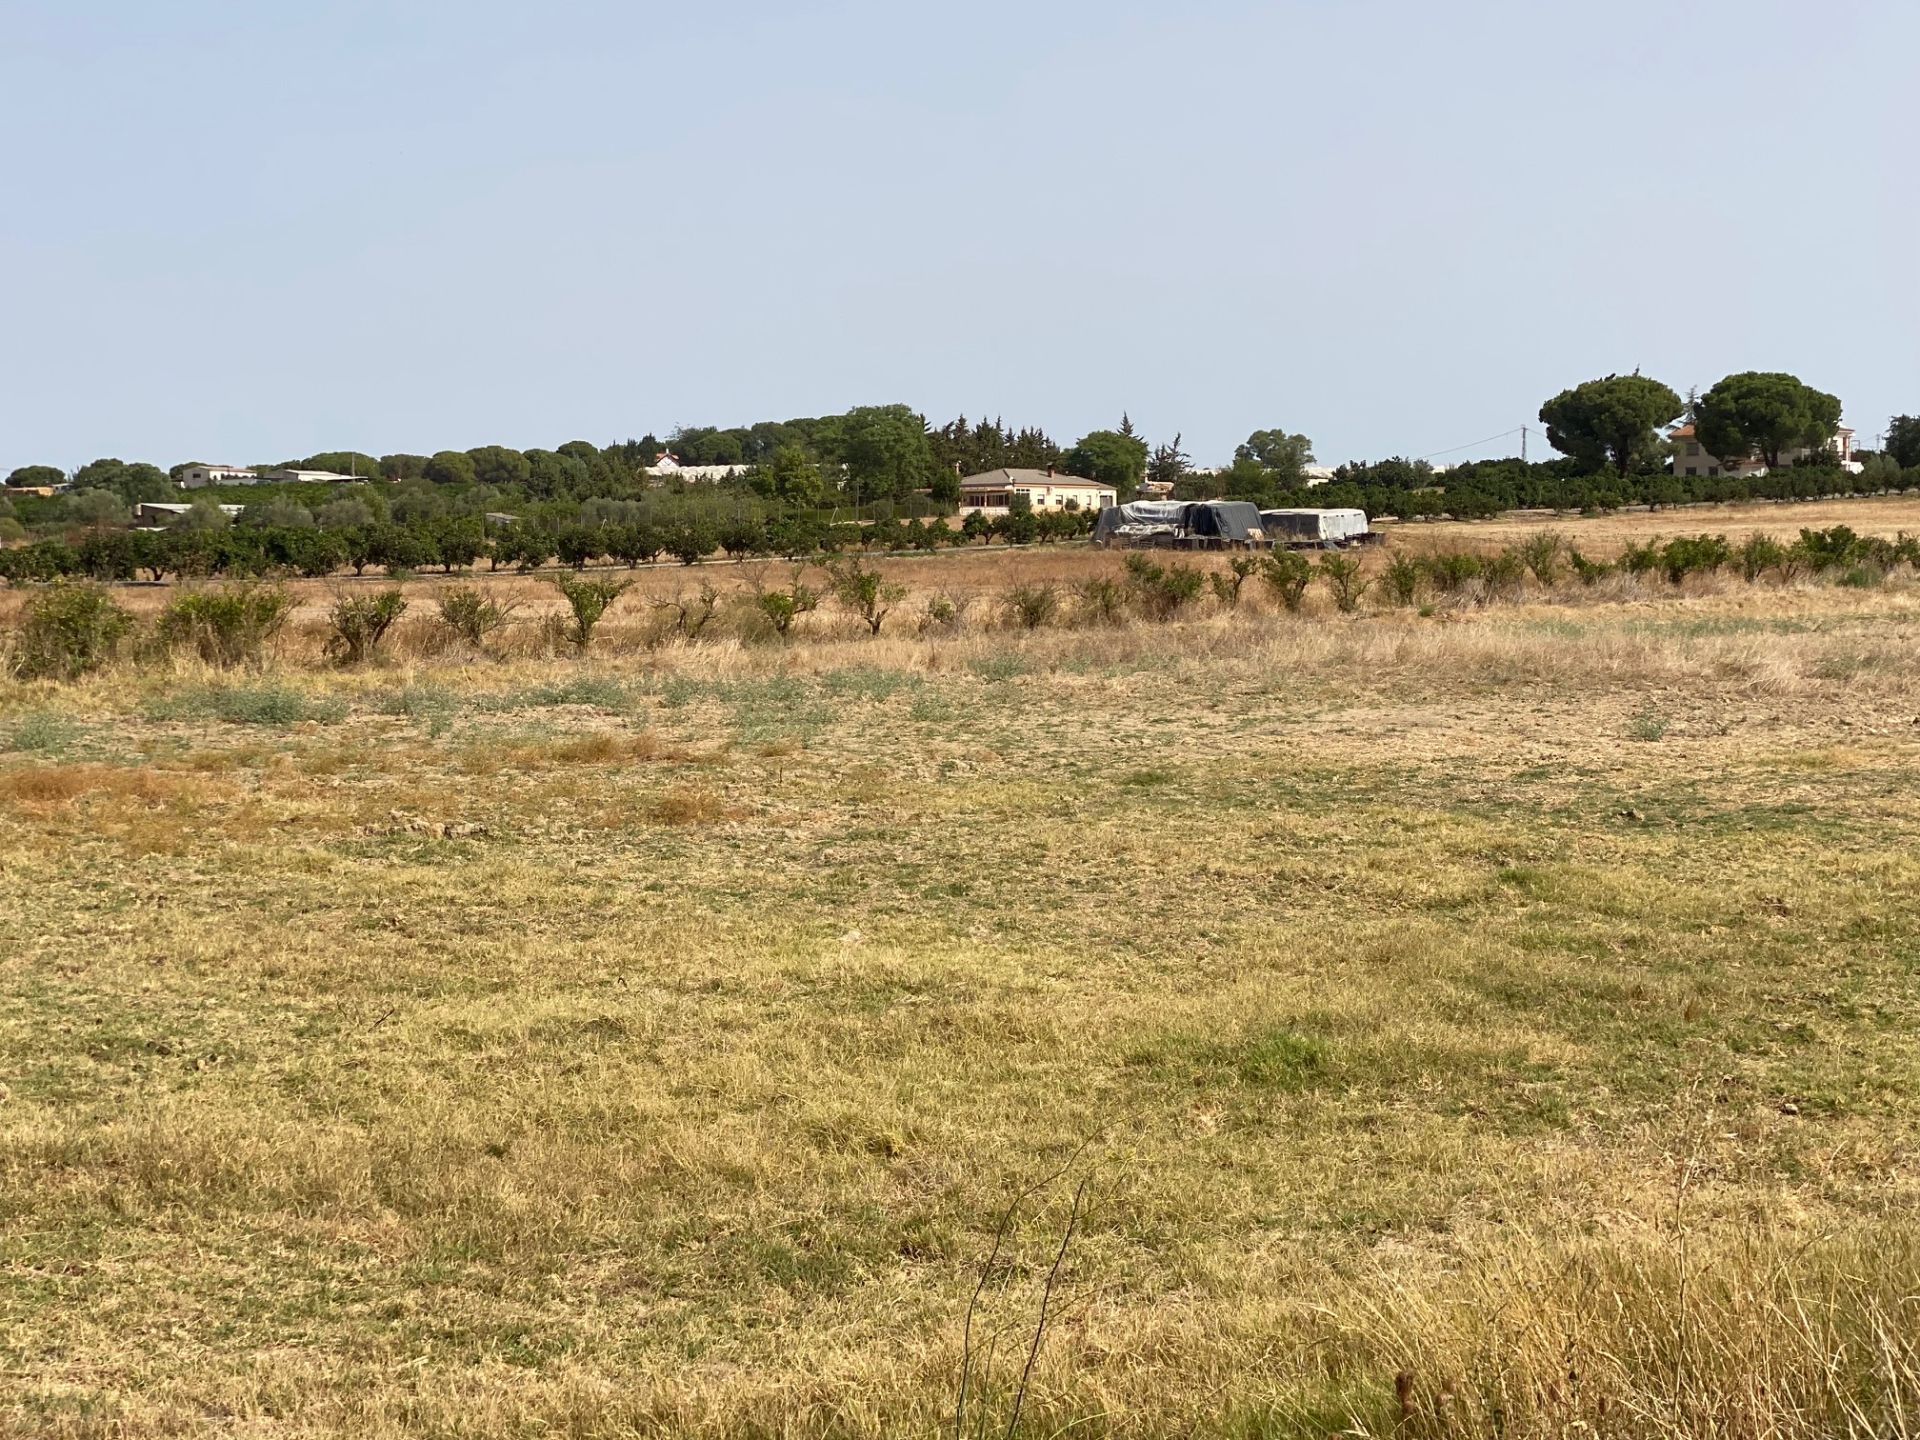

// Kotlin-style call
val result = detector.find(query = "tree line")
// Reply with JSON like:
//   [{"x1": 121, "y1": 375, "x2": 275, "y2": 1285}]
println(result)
[
  {"x1": 6, "y1": 381, "x2": 1918, "y2": 557},
  {"x1": 0, "y1": 501, "x2": 1099, "y2": 587}
]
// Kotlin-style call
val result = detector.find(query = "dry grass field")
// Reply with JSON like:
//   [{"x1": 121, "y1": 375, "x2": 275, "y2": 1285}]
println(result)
[{"x1": 6, "y1": 517, "x2": 1920, "y2": 1437}]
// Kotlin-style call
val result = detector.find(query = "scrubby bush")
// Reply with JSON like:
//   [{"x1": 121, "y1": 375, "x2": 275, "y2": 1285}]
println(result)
[
  {"x1": 1378, "y1": 551, "x2": 1422, "y2": 607},
  {"x1": 1516, "y1": 530, "x2": 1563, "y2": 585},
  {"x1": 755, "y1": 570, "x2": 821, "y2": 639},
  {"x1": 1075, "y1": 576, "x2": 1127, "y2": 625},
  {"x1": 1004, "y1": 583, "x2": 1060, "y2": 630},
  {"x1": 436, "y1": 585, "x2": 517, "y2": 646},
  {"x1": 1659, "y1": 534, "x2": 1733, "y2": 584},
  {"x1": 1482, "y1": 549, "x2": 1527, "y2": 601},
  {"x1": 1795, "y1": 525, "x2": 1862, "y2": 573},
  {"x1": 1567, "y1": 549, "x2": 1613, "y2": 585},
  {"x1": 326, "y1": 588, "x2": 408, "y2": 665},
  {"x1": 548, "y1": 572, "x2": 632, "y2": 653},
  {"x1": 918, "y1": 593, "x2": 966, "y2": 635},
  {"x1": 6, "y1": 582, "x2": 133, "y2": 680},
  {"x1": 654, "y1": 582, "x2": 721, "y2": 641},
  {"x1": 1422, "y1": 552, "x2": 1483, "y2": 594},
  {"x1": 829, "y1": 557, "x2": 907, "y2": 636},
  {"x1": 1257, "y1": 551, "x2": 1313, "y2": 611},
  {"x1": 1737, "y1": 534, "x2": 1787, "y2": 582},
  {"x1": 157, "y1": 582, "x2": 293, "y2": 667},
  {"x1": 1208, "y1": 556, "x2": 1259, "y2": 608},
  {"x1": 1619, "y1": 540, "x2": 1662, "y2": 577},
  {"x1": 1318, "y1": 553, "x2": 1369, "y2": 613},
  {"x1": 1124, "y1": 553, "x2": 1206, "y2": 620}
]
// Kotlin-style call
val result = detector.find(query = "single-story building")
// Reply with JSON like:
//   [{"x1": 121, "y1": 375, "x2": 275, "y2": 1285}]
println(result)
[
  {"x1": 958, "y1": 467, "x2": 1116, "y2": 517},
  {"x1": 178, "y1": 464, "x2": 261, "y2": 489},
  {"x1": 262, "y1": 468, "x2": 365, "y2": 484},
  {"x1": 135, "y1": 502, "x2": 244, "y2": 525}
]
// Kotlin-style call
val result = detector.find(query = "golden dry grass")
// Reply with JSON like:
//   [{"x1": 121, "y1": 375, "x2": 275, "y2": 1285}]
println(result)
[{"x1": 5, "y1": 553, "x2": 1920, "y2": 1437}]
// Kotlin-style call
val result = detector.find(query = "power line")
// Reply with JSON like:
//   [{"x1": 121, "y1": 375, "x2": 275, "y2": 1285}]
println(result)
[{"x1": 1416, "y1": 426, "x2": 1531, "y2": 462}]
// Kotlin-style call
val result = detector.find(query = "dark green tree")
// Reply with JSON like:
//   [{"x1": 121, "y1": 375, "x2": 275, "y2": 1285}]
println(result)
[
  {"x1": 1234, "y1": 430, "x2": 1315, "y2": 484},
  {"x1": 381, "y1": 453, "x2": 431, "y2": 480},
  {"x1": 840, "y1": 404, "x2": 935, "y2": 501},
  {"x1": 1064, "y1": 429, "x2": 1149, "y2": 496},
  {"x1": 1886, "y1": 416, "x2": 1920, "y2": 470},
  {"x1": 751, "y1": 445, "x2": 827, "y2": 508},
  {"x1": 465, "y1": 445, "x2": 532, "y2": 489},
  {"x1": 7, "y1": 465, "x2": 65, "y2": 489},
  {"x1": 423, "y1": 450, "x2": 478, "y2": 486},
  {"x1": 1147, "y1": 433, "x2": 1191, "y2": 489},
  {"x1": 1695, "y1": 372, "x2": 1843, "y2": 470},
  {"x1": 1538, "y1": 374, "x2": 1685, "y2": 474}
]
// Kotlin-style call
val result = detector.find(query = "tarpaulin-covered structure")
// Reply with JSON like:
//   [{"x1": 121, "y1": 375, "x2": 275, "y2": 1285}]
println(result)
[
  {"x1": 1259, "y1": 508, "x2": 1372, "y2": 546},
  {"x1": 1092, "y1": 500, "x2": 1268, "y2": 548}
]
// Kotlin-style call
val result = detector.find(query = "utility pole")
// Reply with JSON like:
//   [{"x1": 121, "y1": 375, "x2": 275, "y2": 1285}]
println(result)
[{"x1": 1521, "y1": 425, "x2": 1528, "y2": 464}]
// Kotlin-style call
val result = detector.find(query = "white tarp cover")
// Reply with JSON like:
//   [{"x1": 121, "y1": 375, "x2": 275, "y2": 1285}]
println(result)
[{"x1": 1259, "y1": 508, "x2": 1370, "y2": 543}]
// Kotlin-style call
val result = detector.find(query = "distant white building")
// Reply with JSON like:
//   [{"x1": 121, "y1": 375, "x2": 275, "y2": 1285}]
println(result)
[
  {"x1": 135, "y1": 502, "x2": 244, "y2": 525},
  {"x1": 1302, "y1": 465, "x2": 1336, "y2": 488},
  {"x1": 643, "y1": 452, "x2": 747, "y2": 484},
  {"x1": 263, "y1": 468, "x2": 364, "y2": 484},
  {"x1": 1670, "y1": 423, "x2": 1860, "y2": 479},
  {"x1": 177, "y1": 464, "x2": 261, "y2": 489}
]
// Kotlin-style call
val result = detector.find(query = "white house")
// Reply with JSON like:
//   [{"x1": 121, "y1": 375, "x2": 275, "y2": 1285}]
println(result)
[
  {"x1": 958, "y1": 468, "x2": 1116, "y2": 517},
  {"x1": 262, "y1": 468, "x2": 365, "y2": 484},
  {"x1": 1671, "y1": 423, "x2": 1860, "y2": 479},
  {"x1": 643, "y1": 452, "x2": 746, "y2": 484},
  {"x1": 177, "y1": 464, "x2": 261, "y2": 489}
]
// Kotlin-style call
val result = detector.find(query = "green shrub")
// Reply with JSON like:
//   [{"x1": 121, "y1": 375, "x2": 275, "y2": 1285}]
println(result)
[
  {"x1": 1075, "y1": 576, "x2": 1127, "y2": 625},
  {"x1": 547, "y1": 572, "x2": 632, "y2": 653},
  {"x1": 1736, "y1": 534, "x2": 1787, "y2": 582},
  {"x1": 1422, "y1": 552, "x2": 1483, "y2": 594},
  {"x1": 1619, "y1": 539, "x2": 1662, "y2": 577},
  {"x1": 1659, "y1": 534, "x2": 1733, "y2": 584},
  {"x1": 918, "y1": 594, "x2": 965, "y2": 635},
  {"x1": 1482, "y1": 549, "x2": 1527, "y2": 600},
  {"x1": 755, "y1": 570, "x2": 821, "y2": 639},
  {"x1": 1378, "y1": 551, "x2": 1422, "y2": 607},
  {"x1": 828, "y1": 557, "x2": 907, "y2": 636},
  {"x1": 1124, "y1": 554, "x2": 1206, "y2": 620},
  {"x1": 1567, "y1": 549, "x2": 1612, "y2": 585},
  {"x1": 1257, "y1": 551, "x2": 1313, "y2": 611},
  {"x1": 1516, "y1": 530, "x2": 1564, "y2": 585},
  {"x1": 436, "y1": 585, "x2": 517, "y2": 646},
  {"x1": 157, "y1": 583, "x2": 293, "y2": 667},
  {"x1": 1795, "y1": 526, "x2": 1862, "y2": 572},
  {"x1": 6, "y1": 582, "x2": 133, "y2": 681},
  {"x1": 326, "y1": 588, "x2": 408, "y2": 665},
  {"x1": 1318, "y1": 553, "x2": 1369, "y2": 613},
  {"x1": 1208, "y1": 556, "x2": 1259, "y2": 608},
  {"x1": 1004, "y1": 583, "x2": 1060, "y2": 630}
]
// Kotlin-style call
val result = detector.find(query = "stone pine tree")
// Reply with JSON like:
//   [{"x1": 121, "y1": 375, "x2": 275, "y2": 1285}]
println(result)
[
  {"x1": 1538, "y1": 373, "x2": 1685, "y2": 475},
  {"x1": 1693, "y1": 372, "x2": 1843, "y2": 470}
]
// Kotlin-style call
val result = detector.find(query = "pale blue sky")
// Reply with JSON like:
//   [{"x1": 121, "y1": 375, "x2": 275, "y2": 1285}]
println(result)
[{"x1": 4, "y1": 0, "x2": 1916, "y2": 474}]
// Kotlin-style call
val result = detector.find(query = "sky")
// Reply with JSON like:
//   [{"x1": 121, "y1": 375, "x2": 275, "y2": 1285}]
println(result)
[{"x1": 3, "y1": 0, "x2": 1916, "y2": 475}]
